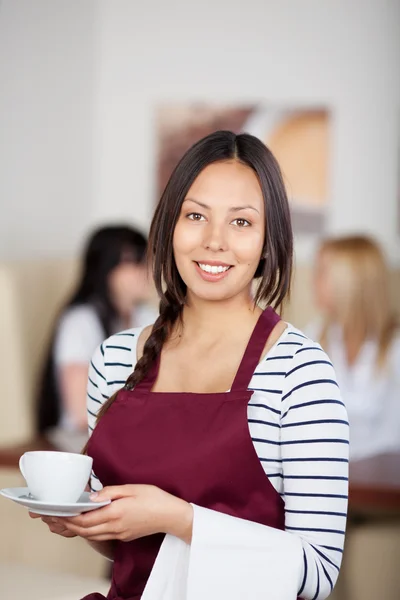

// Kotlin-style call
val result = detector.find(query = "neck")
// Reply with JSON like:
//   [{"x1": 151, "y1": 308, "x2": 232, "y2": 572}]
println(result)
[{"x1": 179, "y1": 290, "x2": 261, "y2": 341}]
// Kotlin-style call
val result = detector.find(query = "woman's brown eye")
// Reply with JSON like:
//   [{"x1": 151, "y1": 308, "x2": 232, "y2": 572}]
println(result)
[
  {"x1": 188, "y1": 213, "x2": 204, "y2": 221},
  {"x1": 232, "y1": 218, "x2": 250, "y2": 227}
]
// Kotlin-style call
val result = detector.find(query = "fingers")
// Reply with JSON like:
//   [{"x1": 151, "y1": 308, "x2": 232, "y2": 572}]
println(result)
[
  {"x1": 91, "y1": 484, "x2": 138, "y2": 502},
  {"x1": 43, "y1": 517, "x2": 77, "y2": 538},
  {"x1": 29, "y1": 512, "x2": 77, "y2": 538},
  {"x1": 40, "y1": 516, "x2": 54, "y2": 525},
  {"x1": 63, "y1": 503, "x2": 114, "y2": 528},
  {"x1": 48, "y1": 522, "x2": 76, "y2": 537},
  {"x1": 63, "y1": 520, "x2": 116, "y2": 539}
]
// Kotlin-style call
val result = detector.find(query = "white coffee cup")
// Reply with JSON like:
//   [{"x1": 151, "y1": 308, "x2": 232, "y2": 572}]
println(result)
[{"x1": 19, "y1": 451, "x2": 93, "y2": 504}]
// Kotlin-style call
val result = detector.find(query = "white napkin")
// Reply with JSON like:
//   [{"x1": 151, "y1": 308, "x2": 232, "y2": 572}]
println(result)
[
  {"x1": 140, "y1": 533, "x2": 190, "y2": 599},
  {"x1": 142, "y1": 504, "x2": 303, "y2": 600}
]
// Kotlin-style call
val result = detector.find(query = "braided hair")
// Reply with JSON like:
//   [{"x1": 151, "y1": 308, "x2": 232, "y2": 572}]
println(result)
[{"x1": 95, "y1": 130, "x2": 293, "y2": 422}]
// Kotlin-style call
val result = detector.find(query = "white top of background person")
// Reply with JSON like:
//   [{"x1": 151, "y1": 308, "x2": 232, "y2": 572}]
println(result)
[{"x1": 307, "y1": 235, "x2": 400, "y2": 461}]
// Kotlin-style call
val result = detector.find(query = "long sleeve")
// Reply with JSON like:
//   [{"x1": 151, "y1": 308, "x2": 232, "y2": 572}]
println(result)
[
  {"x1": 86, "y1": 342, "x2": 109, "y2": 492},
  {"x1": 280, "y1": 341, "x2": 349, "y2": 599}
]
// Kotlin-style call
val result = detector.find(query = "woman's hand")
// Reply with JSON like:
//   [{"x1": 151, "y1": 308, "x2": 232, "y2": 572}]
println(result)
[
  {"x1": 29, "y1": 512, "x2": 77, "y2": 538},
  {"x1": 44, "y1": 485, "x2": 193, "y2": 544}
]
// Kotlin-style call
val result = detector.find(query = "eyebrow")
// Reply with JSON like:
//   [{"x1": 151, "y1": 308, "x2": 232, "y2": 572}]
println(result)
[{"x1": 184, "y1": 198, "x2": 260, "y2": 214}]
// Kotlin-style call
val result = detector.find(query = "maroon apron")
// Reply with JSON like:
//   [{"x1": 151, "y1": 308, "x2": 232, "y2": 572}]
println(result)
[{"x1": 83, "y1": 307, "x2": 290, "y2": 600}]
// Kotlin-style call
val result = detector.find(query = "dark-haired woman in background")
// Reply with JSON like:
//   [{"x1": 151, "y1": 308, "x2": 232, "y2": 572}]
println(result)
[
  {"x1": 31, "y1": 132, "x2": 348, "y2": 600},
  {"x1": 37, "y1": 225, "x2": 157, "y2": 453}
]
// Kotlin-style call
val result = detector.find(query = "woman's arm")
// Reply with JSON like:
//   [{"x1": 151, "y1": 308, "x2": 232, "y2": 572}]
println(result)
[
  {"x1": 86, "y1": 343, "x2": 109, "y2": 493},
  {"x1": 280, "y1": 339, "x2": 349, "y2": 599}
]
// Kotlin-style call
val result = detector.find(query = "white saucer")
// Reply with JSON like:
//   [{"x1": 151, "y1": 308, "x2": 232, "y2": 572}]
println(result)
[{"x1": 0, "y1": 487, "x2": 111, "y2": 517}]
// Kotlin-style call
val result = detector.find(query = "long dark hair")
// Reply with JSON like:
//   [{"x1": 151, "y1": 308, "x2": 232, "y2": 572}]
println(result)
[
  {"x1": 95, "y1": 130, "x2": 293, "y2": 422},
  {"x1": 37, "y1": 225, "x2": 147, "y2": 434}
]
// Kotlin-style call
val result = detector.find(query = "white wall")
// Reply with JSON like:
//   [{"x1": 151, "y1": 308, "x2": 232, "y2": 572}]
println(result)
[
  {"x1": 0, "y1": 0, "x2": 96, "y2": 260},
  {"x1": 1, "y1": 0, "x2": 400, "y2": 263}
]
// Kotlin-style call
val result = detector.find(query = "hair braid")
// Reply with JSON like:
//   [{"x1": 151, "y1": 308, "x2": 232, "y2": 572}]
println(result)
[
  {"x1": 93, "y1": 290, "x2": 182, "y2": 424},
  {"x1": 124, "y1": 291, "x2": 182, "y2": 390}
]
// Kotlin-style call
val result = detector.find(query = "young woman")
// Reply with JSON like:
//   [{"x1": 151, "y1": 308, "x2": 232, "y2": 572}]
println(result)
[
  {"x1": 31, "y1": 132, "x2": 349, "y2": 599},
  {"x1": 37, "y1": 225, "x2": 157, "y2": 453},
  {"x1": 309, "y1": 235, "x2": 400, "y2": 460}
]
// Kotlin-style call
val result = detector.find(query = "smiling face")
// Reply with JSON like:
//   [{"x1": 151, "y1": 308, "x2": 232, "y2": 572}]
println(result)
[{"x1": 172, "y1": 160, "x2": 265, "y2": 304}]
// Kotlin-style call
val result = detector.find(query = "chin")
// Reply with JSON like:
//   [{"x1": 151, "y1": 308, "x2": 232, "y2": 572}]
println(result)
[{"x1": 187, "y1": 281, "x2": 247, "y2": 303}]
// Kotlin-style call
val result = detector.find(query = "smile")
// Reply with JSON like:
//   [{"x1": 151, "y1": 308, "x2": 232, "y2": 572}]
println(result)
[
  {"x1": 194, "y1": 261, "x2": 233, "y2": 282},
  {"x1": 197, "y1": 263, "x2": 231, "y2": 274}
]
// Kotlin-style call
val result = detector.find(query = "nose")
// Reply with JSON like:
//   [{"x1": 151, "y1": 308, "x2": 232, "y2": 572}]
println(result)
[{"x1": 203, "y1": 222, "x2": 228, "y2": 252}]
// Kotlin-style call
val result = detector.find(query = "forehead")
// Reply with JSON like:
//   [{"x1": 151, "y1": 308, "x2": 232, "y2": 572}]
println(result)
[{"x1": 186, "y1": 160, "x2": 264, "y2": 208}]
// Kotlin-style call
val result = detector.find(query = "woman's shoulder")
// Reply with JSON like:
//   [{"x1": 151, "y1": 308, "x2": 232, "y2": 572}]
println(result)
[
  {"x1": 101, "y1": 326, "x2": 147, "y2": 358},
  {"x1": 89, "y1": 326, "x2": 149, "y2": 397},
  {"x1": 254, "y1": 319, "x2": 331, "y2": 374},
  {"x1": 99, "y1": 323, "x2": 153, "y2": 367},
  {"x1": 264, "y1": 321, "x2": 335, "y2": 376},
  {"x1": 275, "y1": 323, "x2": 343, "y2": 409},
  {"x1": 276, "y1": 321, "x2": 326, "y2": 356}
]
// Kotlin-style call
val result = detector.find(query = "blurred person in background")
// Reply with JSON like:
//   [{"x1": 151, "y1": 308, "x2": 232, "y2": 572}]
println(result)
[
  {"x1": 308, "y1": 235, "x2": 400, "y2": 461},
  {"x1": 36, "y1": 225, "x2": 158, "y2": 453}
]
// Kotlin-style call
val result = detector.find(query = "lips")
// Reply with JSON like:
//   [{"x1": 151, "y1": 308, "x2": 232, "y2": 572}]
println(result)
[
  {"x1": 194, "y1": 261, "x2": 233, "y2": 282},
  {"x1": 197, "y1": 262, "x2": 230, "y2": 274}
]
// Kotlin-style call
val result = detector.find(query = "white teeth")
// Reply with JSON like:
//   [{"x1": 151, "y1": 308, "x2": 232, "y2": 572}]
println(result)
[{"x1": 198, "y1": 263, "x2": 230, "y2": 274}]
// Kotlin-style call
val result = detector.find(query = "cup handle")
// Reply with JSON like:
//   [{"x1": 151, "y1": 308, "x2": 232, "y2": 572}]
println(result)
[{"x1": 19, "y1": 454, "x2": 26, "y2": 480}]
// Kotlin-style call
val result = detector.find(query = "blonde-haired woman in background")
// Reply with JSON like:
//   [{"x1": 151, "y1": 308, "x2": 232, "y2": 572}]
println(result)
[{"x1": 308, "y1": 235, "x2": 400, "y2": 461}]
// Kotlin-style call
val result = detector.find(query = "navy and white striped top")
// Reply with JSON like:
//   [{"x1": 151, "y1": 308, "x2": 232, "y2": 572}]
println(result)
[{"x1": 87, "y1": 323, "x2": 349, "y2": 600}]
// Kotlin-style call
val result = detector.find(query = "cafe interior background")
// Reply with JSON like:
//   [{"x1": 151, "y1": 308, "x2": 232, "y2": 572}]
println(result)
[{"x1": 0, "y1": 0, "x2": 399, "y2": 598}]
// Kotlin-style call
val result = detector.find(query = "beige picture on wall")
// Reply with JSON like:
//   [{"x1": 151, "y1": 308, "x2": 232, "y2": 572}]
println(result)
[{"x1": 156, "y1": 104, "x2": 330, "y2": 234}]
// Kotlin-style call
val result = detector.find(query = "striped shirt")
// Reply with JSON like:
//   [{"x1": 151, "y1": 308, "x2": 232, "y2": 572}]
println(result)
[{"x1": 87, "y1": 323, "x2": 349, "y2": 600}]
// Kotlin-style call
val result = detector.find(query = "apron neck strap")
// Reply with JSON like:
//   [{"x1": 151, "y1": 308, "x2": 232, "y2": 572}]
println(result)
[{"x1": 230, "y1": 307, "x2": 281, "y2": 393}]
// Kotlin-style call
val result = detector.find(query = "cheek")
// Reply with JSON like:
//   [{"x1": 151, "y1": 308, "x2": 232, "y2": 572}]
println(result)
[
  {"x1": 232, "y1": 231, "x2": 264, "y2": 264},
  {"x1": 173, "y1": 221, "x2": 201, "y2": 257}
]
